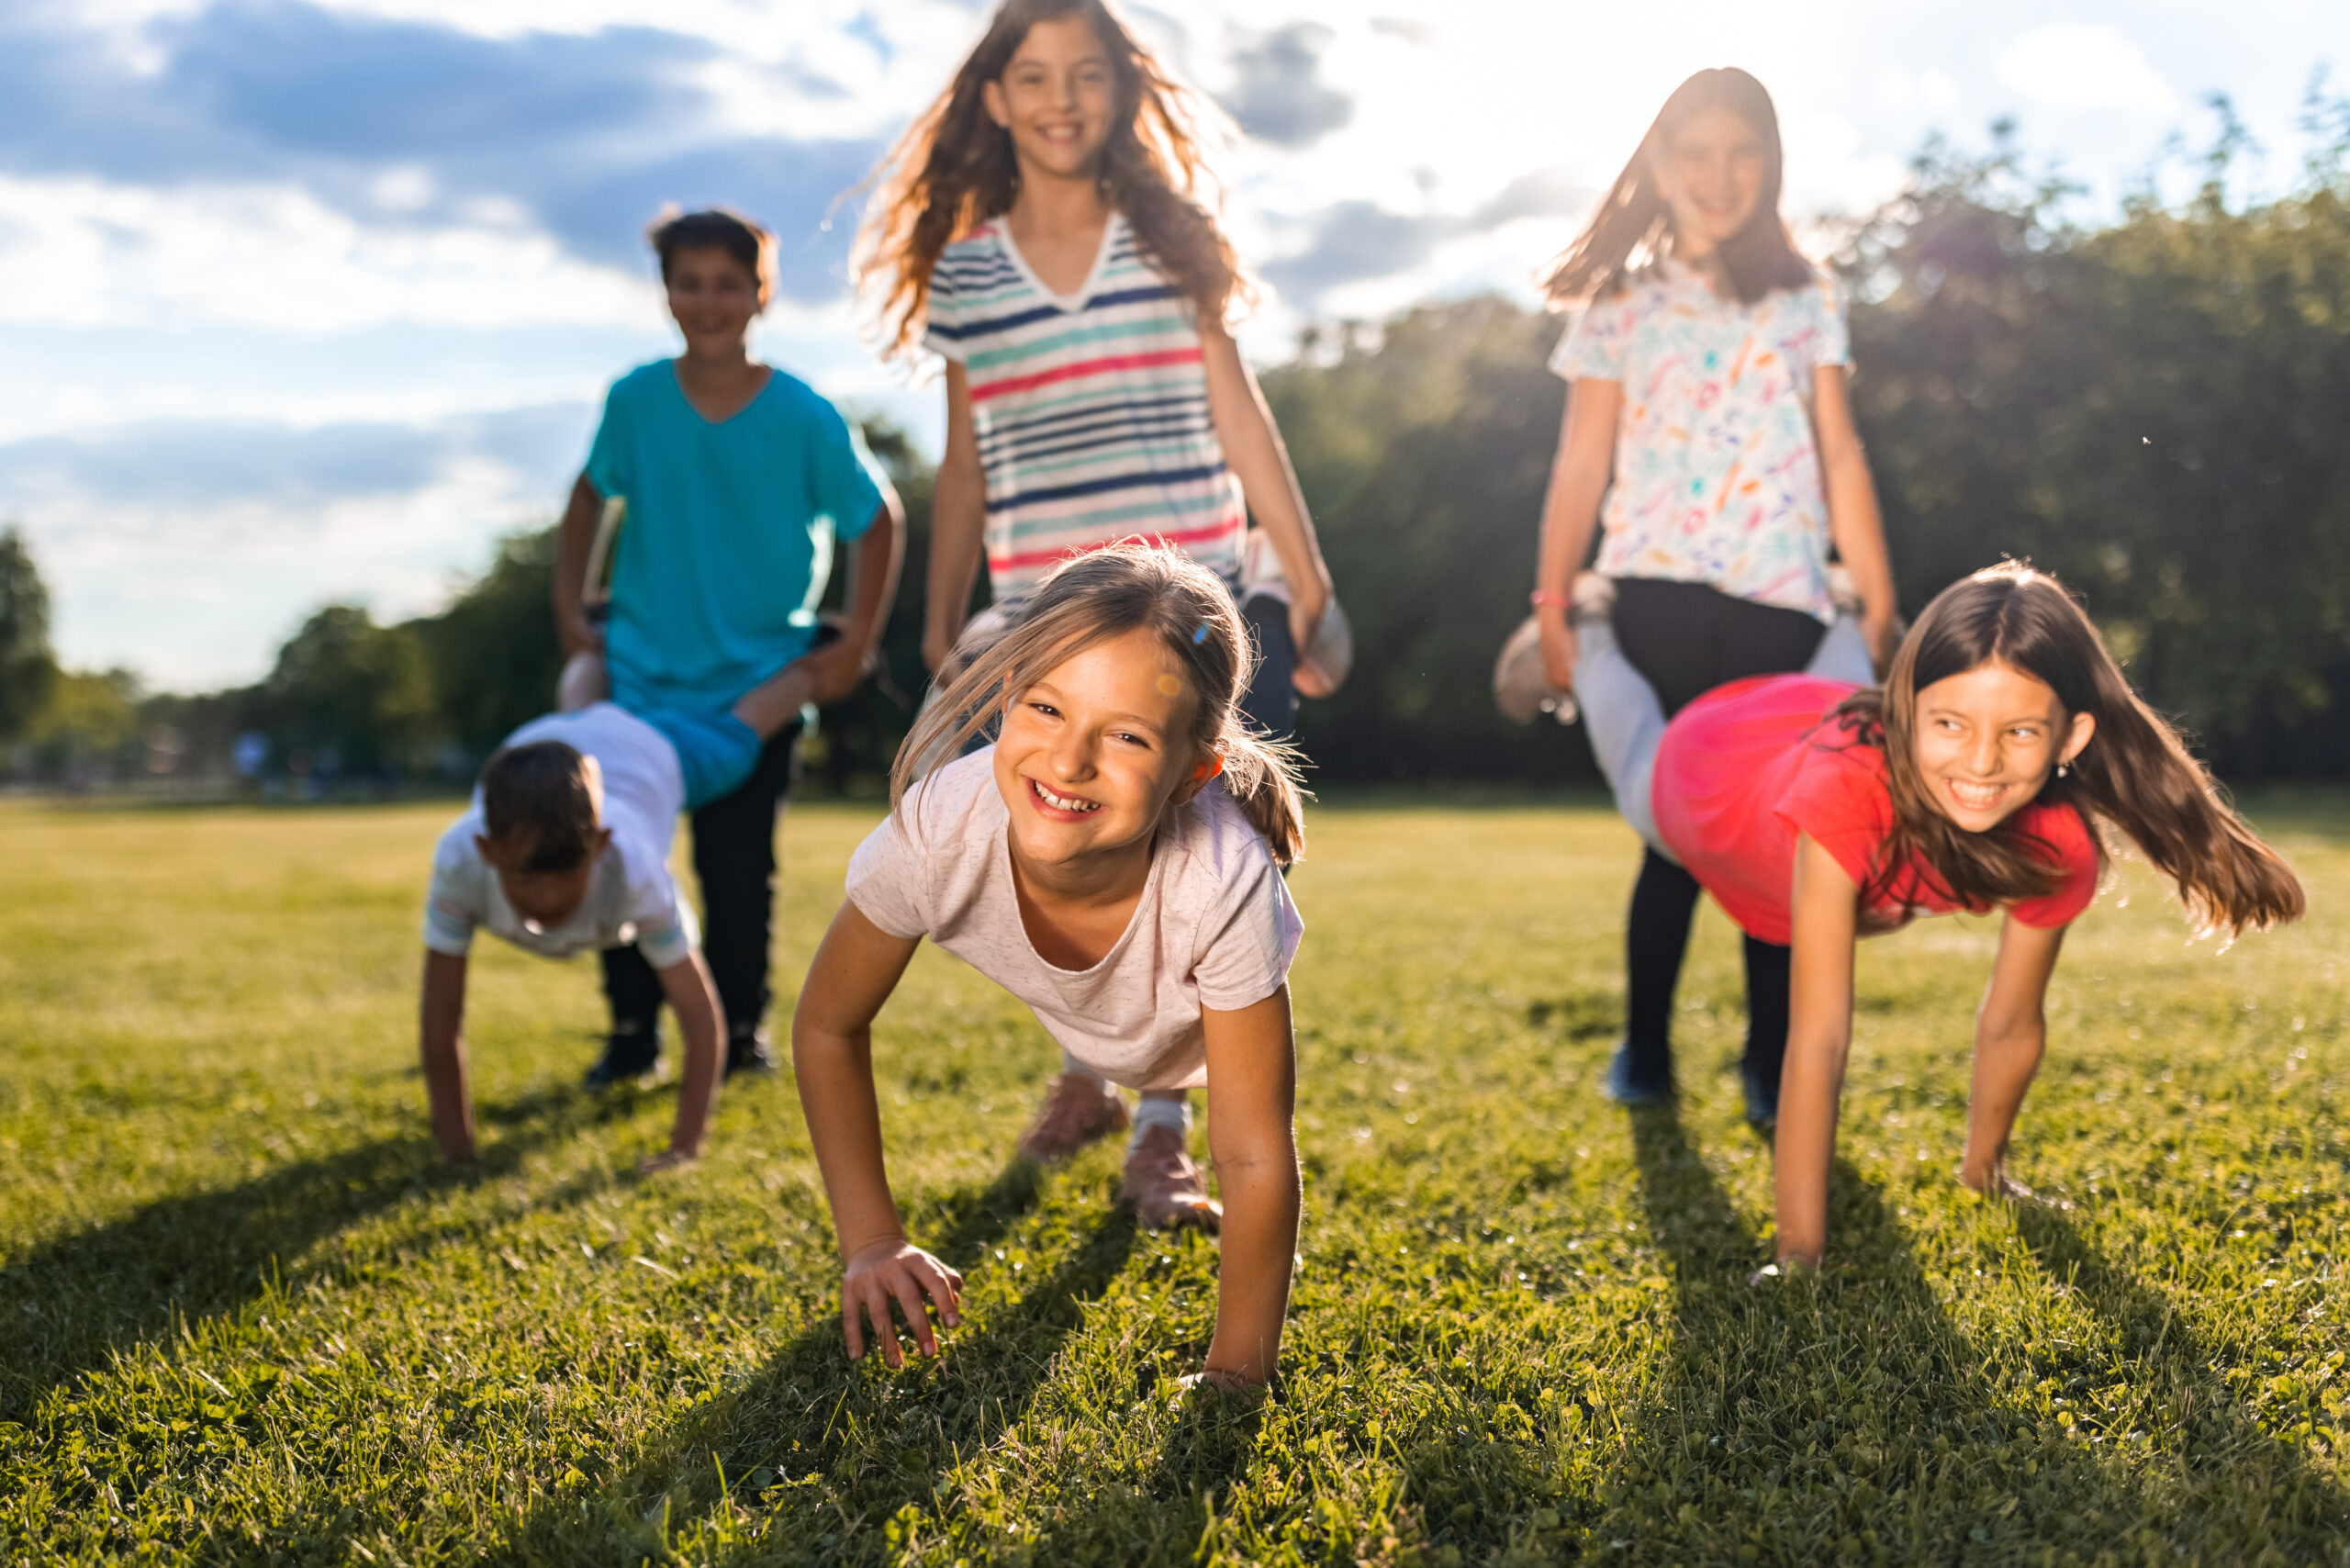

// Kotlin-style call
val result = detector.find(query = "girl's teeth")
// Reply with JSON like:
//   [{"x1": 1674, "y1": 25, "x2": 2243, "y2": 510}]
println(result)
[{"x1": 1035, "y1": 781, "x2": 1096, "y2": 812}]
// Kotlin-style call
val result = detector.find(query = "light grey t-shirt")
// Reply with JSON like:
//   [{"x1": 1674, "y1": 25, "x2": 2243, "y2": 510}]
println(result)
[
  {"x1": 421, "y1": 704, "x2": 697, "y2": 969},
  {"x1": 845, "y1": 747, "x2": 1304, "y2": 1090}
]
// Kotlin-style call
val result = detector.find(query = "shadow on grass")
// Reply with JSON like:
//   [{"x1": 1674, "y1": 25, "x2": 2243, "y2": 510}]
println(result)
[
  {"x1": 0, "y1": 1086, "x2": 585, "y2": 1426},
  {"x1": 2011, "y1": 1204, "x2": 2350, "y2": 1547},
  {"x1": 1590, "y1": 1111, "x2": 2210, "y2": 1564},
  {"x1": 480, "y1": 1161, "x2": 1142, "y2": 1566}
]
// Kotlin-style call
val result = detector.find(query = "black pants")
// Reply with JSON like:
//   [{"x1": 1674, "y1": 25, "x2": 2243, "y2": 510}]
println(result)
[
  {"x1": 1238, "y1": 593, "x2": 1298, "y2": 739},
  {"x1": 1612, "y1": 578, "x2": 1823, "y2": 1088},
  {"x1": 600, "y1": 720, "x2": 802, "y2": 1043}
]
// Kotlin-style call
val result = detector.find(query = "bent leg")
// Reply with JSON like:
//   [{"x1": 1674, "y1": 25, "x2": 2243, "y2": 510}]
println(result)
[{"x1": 1571, "y1": 617, "x2": 1672, "y2": 855}]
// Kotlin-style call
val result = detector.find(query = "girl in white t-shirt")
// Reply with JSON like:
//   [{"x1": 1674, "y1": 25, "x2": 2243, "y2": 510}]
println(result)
[
  {"x1": 1528, "y1": 66, "x2": 1899, "y2": 1120},
  {"x1": 792, "y1": 544, "x2": 1305, "y2": 1394}
]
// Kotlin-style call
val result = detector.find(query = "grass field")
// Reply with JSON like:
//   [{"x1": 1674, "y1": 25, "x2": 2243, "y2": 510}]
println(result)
[{"x1": 1, "y1": 792, "x2": 2345, "y2": 1567}]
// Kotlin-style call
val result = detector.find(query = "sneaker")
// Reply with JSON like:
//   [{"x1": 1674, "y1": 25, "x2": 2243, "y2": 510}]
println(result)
[
  {"x1": 1600, "y1": 1041, "x2": 1673, "y2": 1106},
  {"x1": 585, "y1": 1025, "x2": 658, "y2": 1088},
  {"x1": 1740, "y1": 1058, "x2": 1779, "y2": 1130},
  {"x1": 1014, "y1": 1072, "x2": 1129, "y2": 1163},
  {"x1": 1119, "y1": 1123, "x2": 1222, "y2": 1231},
  {"x1": 725, "y1": 1026, "x2": 779, "y2": 1078}
]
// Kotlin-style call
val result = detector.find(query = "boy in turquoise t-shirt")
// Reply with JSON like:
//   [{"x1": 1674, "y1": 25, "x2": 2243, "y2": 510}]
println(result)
[{"x1": 554, "y1": 208, "x2": 902, "y2": 1084}]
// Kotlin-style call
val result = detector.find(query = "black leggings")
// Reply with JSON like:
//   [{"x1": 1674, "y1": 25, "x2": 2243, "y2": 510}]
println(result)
[
  {"x1": 1612, "y1": 578, "x2": 1823, "y2": 1084},
  {"x1": 1238, "y1": 593, "x2": 1297, "y2": 739},
  {"x1": 600, "y1": 719, "x2": 802, "y2": 1042}
]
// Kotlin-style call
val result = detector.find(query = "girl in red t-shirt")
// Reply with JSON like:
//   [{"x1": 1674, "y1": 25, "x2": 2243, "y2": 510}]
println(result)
[{"x1": 1575, "y1": 563, "x2": 2302, "y2": 1272}]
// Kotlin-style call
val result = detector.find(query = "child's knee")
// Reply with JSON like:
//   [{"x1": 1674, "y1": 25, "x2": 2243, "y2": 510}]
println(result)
[{"x1": 557, "y1": 652, "x2": 608, "y2": 712}]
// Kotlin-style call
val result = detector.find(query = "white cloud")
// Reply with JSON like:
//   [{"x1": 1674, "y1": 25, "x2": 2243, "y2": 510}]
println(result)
[
  {"x1": 0, "y1": 175, "x2": 659, "y2": 333},
  {"x1": 1997, "y1": 22, "x2": 2179, "y2": 112}
]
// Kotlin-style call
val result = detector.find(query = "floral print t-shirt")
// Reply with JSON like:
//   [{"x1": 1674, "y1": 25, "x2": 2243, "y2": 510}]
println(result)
[{"x1": 1550, "y1": 258, "x2": 1848, "y2": 622}]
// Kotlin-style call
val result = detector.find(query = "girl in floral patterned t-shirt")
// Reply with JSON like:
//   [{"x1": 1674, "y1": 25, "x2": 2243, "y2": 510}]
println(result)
[{"x1": 1528, "y1": 67, "x2": 1898, "y2": 1121}]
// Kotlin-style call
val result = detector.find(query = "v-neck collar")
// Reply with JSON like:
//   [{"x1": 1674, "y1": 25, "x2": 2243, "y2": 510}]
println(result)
[
  {"x1": 997, "y1": 210, "x2": 1122, "y2": 315},
  {"x1": 668, "y1": 360, "x2": 774, "y2": 428}
]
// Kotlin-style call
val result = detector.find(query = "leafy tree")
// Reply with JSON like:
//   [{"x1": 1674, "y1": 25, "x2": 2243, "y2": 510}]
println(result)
[
  {"x1": 0, "y1": 526, "x2": 59, "y2": 744},
  {"x1": 260, "y1": 605, "x2": 435, "y2": 776},
  {"x1": 405, "y1": 525, "x2": 563, "y2": 757}
]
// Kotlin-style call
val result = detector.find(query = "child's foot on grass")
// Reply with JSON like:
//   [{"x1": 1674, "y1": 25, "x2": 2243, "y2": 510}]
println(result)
[
  {"x1": 584, "y1": 1026, "x2": 659, "y2": 1088},
  {"x1": 1120, "y1": 1123, "x2": 1221, "y2": 1231},
  {"x1": 1601, "y1": 1041, "x2": 1673, "y2": 1106},
  {"x1": 1746, "y1": 1257, "x2": 1818, "y2": 1289},
  {"x1": 1015, "y1": 1072, "x2": 1129, "y2": 1162}
]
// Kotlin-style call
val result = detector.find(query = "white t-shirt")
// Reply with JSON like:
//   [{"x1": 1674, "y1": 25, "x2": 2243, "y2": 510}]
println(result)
[
  {"x1": 845, "y1": 748, "x2": 1304, "y2": 1091},
  {"x1": 422, "y1": 704, "x2": 698, "y2": 969}
]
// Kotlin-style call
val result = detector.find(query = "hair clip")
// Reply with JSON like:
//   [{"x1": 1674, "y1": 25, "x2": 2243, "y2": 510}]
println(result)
[{"x1": 1192, "y1": 622, "x2": 1210, "y2": 644}]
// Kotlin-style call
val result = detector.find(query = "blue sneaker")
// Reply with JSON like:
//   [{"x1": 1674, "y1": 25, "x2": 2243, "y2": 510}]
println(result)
[
  {"x1": 1601, "y1": 1042, "x2": 1673, "y2": 1106},
  {"x1": 1740, "y1": 1058, "x2": 1779, "y2": 1129}
]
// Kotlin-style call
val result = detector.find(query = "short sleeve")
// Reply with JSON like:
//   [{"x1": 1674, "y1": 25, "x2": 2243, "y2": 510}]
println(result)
[
  {"x1": 422, "y1": 827, "x2": 483, "y2": 956},
  {"x1": 621, "y1": 861, "x2": 698, "y2": 969},
  {"x1": 1192, "y1": 856, "x2": 1304, "y2": 1013},
  {"x1": 810, "y1": 407, "x2": 888, "y2": 543},
  {"x1": 922, "y1": 261, "x2": 968, "y2": 364},
  {"x1": 1774, "y1": 741, "x2": 1893, "y2": 893},
  {"x1": 845, "y1": 812, "x2": 931, "y2": 940},
  {"x1": 583, "y1": 375, "x2": 633, "y2": 502},
  {"x1": 1549, "y1": 294, "x2": 1631, "y2": 384},
  {"x1": 2006, "y1": 805, "x2": 2100, "y2": 929}
]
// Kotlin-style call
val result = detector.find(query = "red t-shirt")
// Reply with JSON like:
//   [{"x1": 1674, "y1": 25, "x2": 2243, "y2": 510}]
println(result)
[{"x1": 1651, "y1": 676, "x2": 2100, "y2": 946}]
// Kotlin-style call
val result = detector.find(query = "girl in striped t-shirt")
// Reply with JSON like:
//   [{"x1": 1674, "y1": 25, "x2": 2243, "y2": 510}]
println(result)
[
  {"x1": 858, "y1": 0, "x2": 1333, "y2": 734},
  {"x1": 856, "y1": 0, "x2": 1335, "y2": 1180}
]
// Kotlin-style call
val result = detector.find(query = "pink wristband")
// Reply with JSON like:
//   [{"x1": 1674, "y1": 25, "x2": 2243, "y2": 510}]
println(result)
[{"x1": 1529, "y1": 589, "x2": 1572, "y2": 609}]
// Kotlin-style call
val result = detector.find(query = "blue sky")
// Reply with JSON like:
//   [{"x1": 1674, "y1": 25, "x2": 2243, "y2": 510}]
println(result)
[{"x1": 5, "y1": 0, "x2": 2347, "y2": 689}]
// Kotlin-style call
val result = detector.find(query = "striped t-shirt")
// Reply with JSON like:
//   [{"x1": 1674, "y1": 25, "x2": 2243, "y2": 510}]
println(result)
[{"x1": 924, "y1": 211, "x2": 1246, "y2": 601}]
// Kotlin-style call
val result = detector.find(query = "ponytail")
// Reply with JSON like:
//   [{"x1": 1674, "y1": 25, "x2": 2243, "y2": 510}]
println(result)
[
  {"x1": 1846, "y1": 564, "x2": 2302, "y2": 939},
  {"x1": 891, "y1": 543, "x2": 1307, "y2": 865}
]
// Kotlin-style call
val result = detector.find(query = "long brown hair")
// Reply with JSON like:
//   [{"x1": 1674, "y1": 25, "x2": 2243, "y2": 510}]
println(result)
[
  {"x1": 891, "y1": 543, "x2": 1306, "y2": 865},
  {"x1": 1540, "y1": 67, "x2": 1816, "y2": 308},
  {"x1": 1832, "y1": 564, "x2": 2302, "y2": 938},
  {"x1": 855, "y1": 0, "x2": 1246, "y2": 364}
]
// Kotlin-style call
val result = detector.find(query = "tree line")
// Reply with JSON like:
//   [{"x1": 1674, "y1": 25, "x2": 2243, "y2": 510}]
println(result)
[{"x1": 6, "y1": 133, "x2": 2349, "y2": 790}]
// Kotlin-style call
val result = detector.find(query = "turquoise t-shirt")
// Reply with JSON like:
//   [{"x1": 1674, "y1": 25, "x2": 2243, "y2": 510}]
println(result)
[{"x1": 585, "y1": 360, "x2": 886, "y2": 713}]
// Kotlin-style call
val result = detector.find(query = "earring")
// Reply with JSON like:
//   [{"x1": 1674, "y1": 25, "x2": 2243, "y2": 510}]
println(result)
[{"x1": 2056, "y1": 762, "x2": 2070, "y2": 778}]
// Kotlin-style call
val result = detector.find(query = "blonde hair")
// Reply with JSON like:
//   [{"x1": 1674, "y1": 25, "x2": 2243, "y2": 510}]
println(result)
[
  {"x1": 891, "y1": 543, "x2": 1306, "y2": 864},
  {"x1": 853, "y1": 0, "x2": 1248, "y2": 365}
]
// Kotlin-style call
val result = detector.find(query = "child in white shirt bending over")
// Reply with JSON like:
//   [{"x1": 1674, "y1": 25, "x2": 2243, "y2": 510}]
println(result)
[
  {"x1": 793, "y1": 544, "x2": 1306, "y2": 1394},
  {"x1": 418, "y1": 660, "x2": 815, "y2": 1170}
]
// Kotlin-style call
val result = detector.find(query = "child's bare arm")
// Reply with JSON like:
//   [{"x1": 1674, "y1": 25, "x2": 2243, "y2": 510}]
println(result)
[
  {"x1": 643, "y1": 951, "x2": 725, "y2": 1169},
  {"x1": 1200, "y1": 324, "x2": 1330, "y2": 655},
  {"x1": 420, "y1": 950, "x2": 476, "y2": 1163},
  {"x1": 923, "y1": 365, "x2": 988, "y2": 675},
  {"x1": 792, "y1": 900, "x2": 961, "y2": 1364},
  {"x1": 1959, "y1": 917, "x2": 2066, "y2": 1195},
  {"x1": 1773, "y1": 834, "x2": 1860, "y2": 1267},
  {"x1": 1199, "y1": 985, "x2": 1302, "y2": 1391},
  {"x1": 1814, "y1": 365, "x2": 1897, "y2": 666}
]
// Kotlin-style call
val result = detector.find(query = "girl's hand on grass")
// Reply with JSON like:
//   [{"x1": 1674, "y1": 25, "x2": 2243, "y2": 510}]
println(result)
[
  {"x1": 1175, "y1": 1367, "x2": 1270, "y2": 1407},
  {"x1": 1960, "y1": 1164, "x2": 2070, "y2": 1211},
  {"x1": 636, "y1": 1148, "x2": 699, "y2": 1176},
  {"x1": 841, "y1": 1238, "x2": 963, "y2": 1367}
]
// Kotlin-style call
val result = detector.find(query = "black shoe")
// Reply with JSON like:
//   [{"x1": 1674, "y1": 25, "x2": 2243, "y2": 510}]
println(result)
[
  {"x1": 725, "y1": 1026, "x2": 779, "y2": 1078},
  {"x1": 1601, "y1": 1040, "x2": 1673, "y2": 1106},
  {"x1": 585, "y1": 1025, "x2": 659, "y2": 1088},
  {"x1": 1740, "y1": 1057, "x2": 1779, "y2": 1130}
]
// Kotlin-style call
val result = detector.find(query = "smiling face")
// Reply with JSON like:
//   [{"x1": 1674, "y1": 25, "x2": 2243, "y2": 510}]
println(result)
[
  {"x1": 1911, "y1": 660, "x2": 2097, "y2": 834},
  {"x1": 991, "y1": 627, "x2": 1216, "y2": 874},
  {"x1": 981, "y1": 15, "x2": 1116, "y2": 183},
  {"x1": 664, "y1": 244, "x2": 763, "y2": 358},
  {"x1": 1650, "y1": 104, "x2": 1768, "y2": 257}
]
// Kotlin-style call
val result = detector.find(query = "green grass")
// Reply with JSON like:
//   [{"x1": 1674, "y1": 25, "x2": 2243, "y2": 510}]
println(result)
[{"x1": 1, "y1": 793, "x2": 2344, "y2": 1567}]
